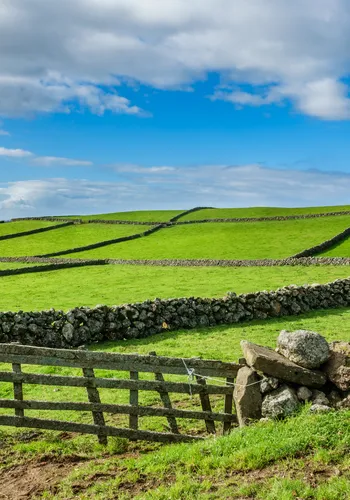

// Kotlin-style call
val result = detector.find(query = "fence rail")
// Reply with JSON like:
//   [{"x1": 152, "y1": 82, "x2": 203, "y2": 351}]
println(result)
[{"x1": 0, "y1": 344, "x2": 241, "y2": 444}]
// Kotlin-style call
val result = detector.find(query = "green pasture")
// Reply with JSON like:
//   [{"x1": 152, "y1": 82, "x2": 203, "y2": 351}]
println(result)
[
  {"x1": 1, "y1": 308, "x2": 350, "y2": 499},
  {"x1": 181, "y1": 205, "x2": 350, "y2": 220},
  {"x1": 63, "y1": 216, "x2": 350, "y2": 260},
  {"x1": 56, "y1": 210, "x2": 183, "y2": 222},
  {"x1": 0, "y1": 220, "x2": 57, "y2": 237},
  {"x1": 0, "y1": 264, "x2": 349, "y2": 311},
  {"x1": 322, "y1": 238, "x2": 350, "y2": 257},
  {"x1": 0, "y1": 223, "x2": 151, "y2": 257}
]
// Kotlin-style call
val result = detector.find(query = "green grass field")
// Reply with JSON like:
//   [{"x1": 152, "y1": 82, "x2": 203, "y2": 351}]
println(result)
[
  {"x1": 62, "y1": 216, "x2": 350, "y2": 260},
  {"x1": 0, "y1": 220, "x2": 57, "y2": 236},
  {"x1": 181, "y1": 205, "x2": 350, "y2": 220},
  {"x1": 0, "y1": 264, "x2": 349, "y2": 311},
  {"x1": 1, "y1": 205, "x2": 350, "y2": 499},
  {"x1": 0, "y1": 223, "x2": 151, "y2": 257},
  {"x1": 1, "y1": 308, "x2": 350, "y2": 498},
  {"x1": 55, "y1": 210, "x2": 183, "y2": 222}
]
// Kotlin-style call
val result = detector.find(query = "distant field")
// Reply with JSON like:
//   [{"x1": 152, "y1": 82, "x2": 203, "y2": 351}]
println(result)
[
  {"x1": 0, "y1": 220, "x2": 57, "y2": 236},
  {"x1": 0, "y1": 223, "x2": 150, "y2": 257},
  {"x1": 181, "y1": 205, "x2": 350, "y2": 220},
  {"x1": 63, "y1": 216, "x2": 350, "y2": 260},
  {"x1": 55, "y1": 210, "x2": 184, "y2": 222},
  {"x1": 321, "y1": 238, "x2": 350, "y2": 257},
  {"x1": 0, "y1": 264, "x2": 349, "y2": 311}
]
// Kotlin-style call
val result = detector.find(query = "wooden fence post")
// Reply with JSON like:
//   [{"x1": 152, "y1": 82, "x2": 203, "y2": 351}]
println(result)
[
  {"x1": 12, "y1": 363, "x2": 24, "y2": 418},
  {"x1": 195, "y1": 375, "x2": 216, "y2": 434},
  {"x1": 149, "y1": 351, "x2": 179, "y2": 434},
  {"x1": 129, "y1": 371, "x2": 139, "y2": 431},
  {"x1": 223, "y1": 377, "x2": 234, "y2": 435},
  {"x1": 82, "y1": 367, "x2": 107, "y2": 445}
]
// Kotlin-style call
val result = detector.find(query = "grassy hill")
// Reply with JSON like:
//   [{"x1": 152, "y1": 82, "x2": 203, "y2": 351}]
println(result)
[
  {"x1": 53, "y1": 209, "x2": 184, "y2": 222},
  {"x1": 1, "y1": 205, "x2": 350, "y2": 499},
  {"x1": 63, "y1": 216, "x2": 350, "y2": 260},
  {"x1": 180, "y1": 205, "x2": 350, "y2": 220}
]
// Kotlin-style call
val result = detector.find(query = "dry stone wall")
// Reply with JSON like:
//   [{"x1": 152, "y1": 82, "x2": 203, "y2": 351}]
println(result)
[{"x1": 1, "y1": 277, "x2": 350, "y2": 348}]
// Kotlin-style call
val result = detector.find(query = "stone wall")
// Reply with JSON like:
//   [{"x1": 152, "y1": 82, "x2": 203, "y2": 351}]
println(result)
[
  {"x1": 0, "y1": 256, "x2": 349, "y2": 278},
  {"x1": 1, "y1": 277, "x2": 349, "y2": 348}
]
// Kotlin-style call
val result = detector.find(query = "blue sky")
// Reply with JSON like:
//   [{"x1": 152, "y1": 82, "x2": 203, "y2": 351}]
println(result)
[{"x1": 1, "y1": 0, "x2": 350, "y2": 218}]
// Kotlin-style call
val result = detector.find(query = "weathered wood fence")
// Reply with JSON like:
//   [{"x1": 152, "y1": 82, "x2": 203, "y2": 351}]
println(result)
[{"x1": 0, "y1": 344, "x2": 243, "y2": 444}]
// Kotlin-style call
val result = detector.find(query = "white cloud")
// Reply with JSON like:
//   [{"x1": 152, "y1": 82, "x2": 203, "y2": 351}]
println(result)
[
  {"x1": 1, "y1": 165, "x2": 349, "y2": 219},
  {"x1": 0, "y1": 145, "x2": 92, "y2": 166},
  {"x1": 0, "y1": 147, "x2": 33, "y2": 158},
  {"x1": 0, "y1": 130, "x2": 10, "y2": 136},
  {"x1": 1, "y1": 1, "x2": 350, "y2": 119},
  {"x1": 32, "y1": 156, "x2": 93, "y2": 167},
  {"x1": 113, "y1": 164, "x2": 177, "y2": 174}
]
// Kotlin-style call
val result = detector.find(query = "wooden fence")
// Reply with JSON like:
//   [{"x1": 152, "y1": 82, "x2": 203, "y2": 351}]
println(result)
[{"x1": 0, "y1": 344, "x2": 243, "y2": 444}]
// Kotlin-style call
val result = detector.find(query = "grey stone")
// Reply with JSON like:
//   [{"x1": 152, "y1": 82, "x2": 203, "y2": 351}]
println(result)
[
  {"x1": 260, "y1": 376, "x2": 279, "y2": 394},
  {"x1": 297, "y1": 386, "x2": 312, "y2": 401},
  {"x1": 277, "y1": 330, "x2": 330, "y2": 369},
  {"x1": 336, "y1": 395, "x2": 350, "y2": 409},
  {"x1": 241, "y1": 341, "x2": 326, "y2": 388},
  {"x1": 328, "y1": 390, "x2": 342, "y2": 408},
  {"x1": 309, "y1": 404, "x2": 331, "y2": 414},
  {"x1": 62, "y1": 323, "x2": 74, "y2": 342},
  {"x1": 233, "y1": 366, "x2": 262, "y2": 426},
  {"x1": 311, "y1": 390, "x2": 329, "y2": 406},
  {"x1": 262, "y1": 386, "x2": 300, "y2": 419},
  {"x1": 323, "y1": 342, "x2": 350, "y2": 392}
]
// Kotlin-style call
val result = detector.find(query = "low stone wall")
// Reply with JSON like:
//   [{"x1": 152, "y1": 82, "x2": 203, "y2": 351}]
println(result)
[
  {"x1": 292, "y1": 227, "x2": 350, "y2": 258},
  {"x1": 0, "y1": 222, "x2": 74, "y2": 242},
  {"x1": 1, "y1": 277, "x2": 349, "y2": 348},
  {"x1": 0, "y1": 256, "x2": 350, "y2": 277}
]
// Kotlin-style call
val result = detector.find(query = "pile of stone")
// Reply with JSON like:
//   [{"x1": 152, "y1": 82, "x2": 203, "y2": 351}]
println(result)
[{"x1": 233, "y1": 330, "x2": 350, "y2": 426}]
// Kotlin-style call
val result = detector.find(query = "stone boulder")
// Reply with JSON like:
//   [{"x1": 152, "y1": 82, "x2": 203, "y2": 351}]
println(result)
[
  {"x1": 262, "y1": 386, "x2": 299, "y2": 419},
  {"x1": 311, "y1": 390, "x2": 329, "y2": 406},
  {"x1": 233, "y1": 366, "x2": 262, "y2": 427},
  {"x1": 241, "y1": 341, "x2": 326, "y2": 388},
  {"x1": 323, "y1": 342, "x2": 350, "y2": 391},
  {"x1": 277, "y1": 330, "x2": 329, "y2": 369},
  {"x1": 260, "y1": 376, "x2": 279, "y2": 394},
  {"x1": 297, "y1": 386, "x2": 312, "y2": 401},
  {"x1": 309, "y1": 404, "x2": 331, "y2": 414}
]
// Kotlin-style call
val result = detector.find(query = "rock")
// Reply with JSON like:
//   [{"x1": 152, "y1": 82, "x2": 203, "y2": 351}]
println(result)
[
  {"x1": 323, "y1": 342, "x2": 350, "y2": 392},
  {"x1": 276, "y1": 330, "x2": 330, "y2": 369},
  {"x1": 62, "y1": 323, "x2": 74, "y2": 342},
  {"x1": 241, "y1": 341, "x2": 326, "y2": 388},
  {"x1": 259, "y1": 417, "x2": 271, "y2": 423},
  {"x1": 328, "y1": 390, "x2": 342, "y2": 408},
  {"x1": 233, "y1": 366, "x2": 262, "y2": 426},
  {"x1": 297, "y1": 386, "x2": 312, "y2": 401},
  {"x1": 262, "y1": 386, "x2": 300, "y2": 419},
  {"x1": 311, "y1": 390, "x2": 329, "y2": 406},
  {"x1": 309, "y1": 404, "x2": 331, "y2": 414},
  {"x1": 260, "y1": 376, "x2": 279, "y2": 394},
  {"x1": 336, "y1": 395, "x2": 350, "y2": 409}
]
